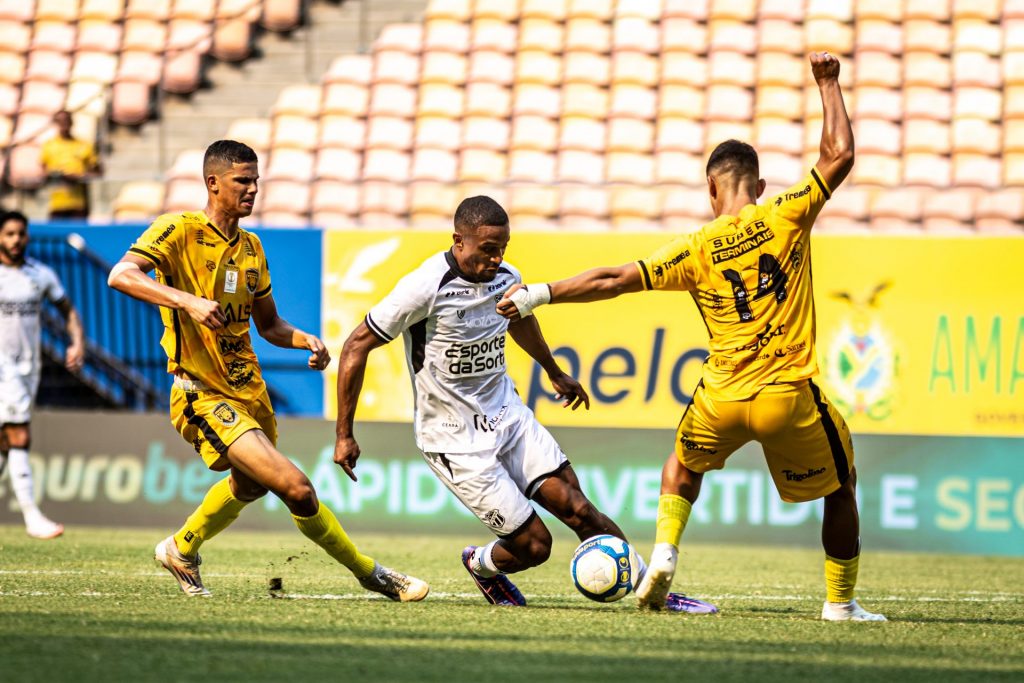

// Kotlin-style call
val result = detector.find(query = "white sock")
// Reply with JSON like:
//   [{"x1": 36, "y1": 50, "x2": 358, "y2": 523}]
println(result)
[
  {"x1": 471, "y1": 541, "x2": 501, "y2": 578},
  {"x1": 8, "y1": 448, "x2": 42, "y2": 522},
  {"x1": 635, "y1": 552, "x2": 648, "y2": 583}
]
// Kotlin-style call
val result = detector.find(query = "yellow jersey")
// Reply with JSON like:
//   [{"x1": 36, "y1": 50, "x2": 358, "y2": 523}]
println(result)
[
  {"x1": 130, "y1": 211, "x2": 273, "y2": 402},
  {"x1": 636, "y1": 168, "x2": 832, "y2": 401},
  {"x1": 40, "y1": 136, "x2": 97, "y2": 213}
]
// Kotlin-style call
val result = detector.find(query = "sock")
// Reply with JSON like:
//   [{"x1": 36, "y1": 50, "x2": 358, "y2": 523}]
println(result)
[
  {"x1": 634, "y1": 552, "x2": 648, "y2": 583},
  {"x1": 292, "y1": 502, "x2": 376, "y2": 578},
  {"x1": 173, "y1": 476, "x2": 248, "y2": 556},
  {"x1": 654, "y1": 494, "x2": 692, "y2": 547},
  {"x1": 0, "y1": 452, "x2": 7, "y2": 477},
  {"x1": 824, "y1": 554, "x2": 859, "y2": 603},
  {"x1": 471, "y1": 541, "x2": 501, "y2": 578},
  {"x1": 8, "y1": 448, "x2": 41, "y2": 521}
]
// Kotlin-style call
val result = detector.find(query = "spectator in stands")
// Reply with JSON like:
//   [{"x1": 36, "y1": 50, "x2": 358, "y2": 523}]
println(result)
[
  {"x1": 0, "y1": 210, "x2": 85, "y2": 539},
  {"x1": 40, "y1": 111, "x2": 102, "y2": 220}
]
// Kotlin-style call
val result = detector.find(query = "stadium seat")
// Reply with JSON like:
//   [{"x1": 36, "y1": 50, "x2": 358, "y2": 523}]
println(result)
[
  {"x1": 610, "y1": 186, "x2": 662, "y2": 231},
  {"x1": 164, "y1": 178, "x2": 207, "y2": 212},
  {"x1": 374, "y1": 23, "x2": 423, "y2": 53},
  {"x1": 922, "y1": 186, "x2": 979, "y2": 233},
  {"x1": 507, "y1": 149, "x2": 556, "y2": 182},
  {"x1": 855, "y1": 118, "x2": 901, "y2": 155},
  {"x1": 77, "y1": 21, "x2": 122, "y2": 52},
  {"x1": 0, "y1": 18, "x2": 31, "y2": 53},
  {"x1": 122, "y1": 19, "x2": 168, "y2": 52},
  {"x1": 904, "y1": 86, "x2": 952, "y2": 120},
  {"x1": 423, "y1": 19, "x2": 470, "y2": 52},
  {"x1": 111, "y1": 80, "x2": 151, "y2": 125},
  {"x1": 656, "y1": 117, "x2": 704, "y2": 152},
  {"x1": 706, "y1": 85, "x2": 753, "y2": 122},
  {"x1": 611, "y1": 83, "x2": 657, "y2": 118},
  {"x1": 261, "y1": 180, "x2": 311, "y2": 215},
  {"x1": 507, "y1": 183, "x2": 559, "y2": 228},
  {"x1": 1005, "y1": 119, "x2": 1024, "y2": 152},
  {"x1": 608, "y1": 117, "x2": 654, "y2": 152},
  {"x1": 13, "y1": 113, "x2": 54, "y2": 145},
  {"x1": 516, "y1": 50, "x2": 562, "y2": 85},
  {"x1": 511, "y1": 115, "x2": 556, "y2": 150},
  {"x1": 366, "y1": 116, "x2": 414, "y2": 151},
  {"x1": 323, "y1": 55, "x2": 373, "y2": 85},
  {"x1": 520, "y1": 18, "x2": 564, "y2": 52},
  {"x1": 904, "y1": 52, "x2": 952, "y2": 88},
  {"x1": 904, "y1": 0, "x2": 951, "y2": 21},
  {"x1": 318, "y1": 115, "x2": 365, "y2": 150},
  {"x1": 558, "y1": 150, "x2": 604, "y2": 183},
  {"x1": 660, "y1": 17, "x2": 707, "y2": 53},
  {"x1": 471, "y1": 18, "x2": 518, "y2": 52},
  {"x1": 755, "y1": 117, "x2": 802, "y2": 154},
  {"x1": 975, "y1": 189, "x2": 1024, "y2": 233},
  {"x1": 870, "y1": 187, "x2": 926, "y2": 232},
  {"x1": 465, "y1": 82, "x2": 511, "y2": 116},
  {"x1": 954, "y1": 86, "x2": 1002, "y2": 120},
  {"x1": 374, "y1": 50, "x2": 421, "y2": 85},
  {"x1": 804, "y1": 18, "x2": 853, "y2": 53},
  {"x1": 422, "y1": 51, "x2": 468, "y2": 85},
  {"x1": 262, "y1": 0, "x2": 301, "y2": 32},
  {"x1": 468, "y1": 50, "x2": 514, "y2": 86},
  {"x1": 0, "y1": 83, "x2": 19, "y2": 117},
  {"x1": 559, "y1": 116, "x2": 605, "y2": 152},
  {"x1": 212, "y1": 17, "x2": 251, "y2": 62},
  {"x1": 856, "y1": 19, "x2": 902, "y2": 54},
  {"x1": 459, "y1": 148, "x2": 506, "y2": 182},
  {"x1": 1005, "y1": 51, "x2": 1024, "y2": 85},
  {"x1": 36, "y1": 0, "x2": 80, "y2": 22},
  {"x1": 0, "y1": 51, "x2": 25, "y2": 86},
  {"x1": 513, "y1": 83, "x2": 561, "y2": 117},
  {"x1": 661, "y1": 52, "x2": 707, "y2": 87},
  {"x1": 854, "y1": 87, "x2": 902, "y2": 121},
  {"x1": 26, "y1": 51, "x2": 71, "y2": 83},
  {"x1": 264, "y1": 148, "x2": 315, "y2": 182},
  {"x1": 903, "y1": 118, "x2": 951, "y2": 154},
  {"x1": 903, "y1": 152, "x2": 952, "y2": 187},
  {"x1": 856, "y1": 51, "x2": 902, "y2": 88},
  {"x1": 565, "y1": 17, "x2": 611, "y2": 52},
  {"x1": 904, "y1": 20, "x2": 951, "y2": 53},
  {"x1": 226, "y1": 118, "x2": 272, "y2": 153},
  {"x1": 709, "y1": 51, "x2": 755, "y2": 87},
  {"x1": 410, "y1": 148, "x2": 458, "y2": 182},
  {"x1": 560, "y1": 184, "x2": 609, "y2": 221},
  {"x1": 1004, "y1": 85, "x2": 1024, "y2": 118},
  {"x1": 563, "y1": 51, "x2": 610, "y2": 85},
  {"x1": 0, "y1": 114, "x2": 12, "y2": 147},
  {"x1": 756, "y1": 19, "x2": 803, "y2": 54},
  {"x1": 20, "y1": 81, "x2": 66, "y2": 114},
  {"x1": 419, "y1": 83, "x2": 464, "y2": 117},
  {"x1": 370, "y1": 84, "x2": 417, "y2": 118},
  {"x1": 568, "y1": 0, "x2": 614, "y2": 21},
  {"x1": 756, "y1": 52, "x2": 803, "y2": 87},
  {"x1": 818, "y1": 185, "x2": 871, "y2": 225},
  {"x1": 522, "y1": 0, "x2": 566, "y2": 21},
  {"x1": 272, "y1": 115, "x2": 318, "y2": 150},
  {"x1": 954, "y1": 52, "x2": 1002, "y2": 88},
  {"x1": 606, "y1": 152, "x2": 655, "y2": 184},
  {"x1": 562, "y1": 83, "x2": 609, "y2": 118},
  {"x1": 953, "y1": 153, "x2": 1001, "y2": 188},
  {"x1": 614, "y1": 17, "x2": 659, "y2": 53},
  {"x1": 361, "y1": 181, "x2": 410, "y2": 219},
  {"x1": 953, "y1": 118, "x2": 1001, "y2": 155},
  {"x1": 419, "y1": 115, "x2": 464, "y2": 150},
  {"x1": 315, "y1": 148, "x2": 362, "y2": 182},
  {"x1": 31, "y1": 20, "x2": 76, "y2": 52},
  {"x1": 162, "y1": 50, "x2": 203, "y2": 94},
  {"x1": 1005, "y1": 153, "x2": 1024, "y2": 185},
  {"x1": 426, "y1": 0, "x2": 471, "y2": 21},
  {"x1": 0, "y1": 0, "x2": 36, "y2": 22},
  {"x1": 953, "y1": 19, "x2": 1001, "y2": 56},
  {"x1": 612, "y1": 52, "x2": 659, "y2": 87},
  {"x1": 409, "y1": 180, "x2": 458, "y2": 224},
  {"x1": 654, "y1": 150, "x2": 704, "y2": 184},
  {"x1": 323, "y1": 83, "x2": 369, "y2": 118},
  {"x1": 709, "y1": 19, "x2": 756, "y2": 54},
  {"x1": 166, "y1": 149, "x2": 205, "y2": 181},
  {"x1": 756, "y1": 86, "x2": 802, "y2": 119},
  {"x1": 852, "y1": 153, "x2": 901, "y2": 187},
  {"x1": 113, "y1": 181, "x2": 165, "y2": 220}
]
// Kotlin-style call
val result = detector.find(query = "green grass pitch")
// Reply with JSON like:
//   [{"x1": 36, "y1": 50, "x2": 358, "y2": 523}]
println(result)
[{"x1": 1, "y1": 525, "x2": 1022, "y2": 682}]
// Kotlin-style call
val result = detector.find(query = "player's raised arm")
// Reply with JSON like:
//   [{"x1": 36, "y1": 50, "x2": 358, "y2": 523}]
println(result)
[
  {"x1": 251, "y1": 293, "x2": 330, "y2": 370},
  {"x1": 496, "y1": 263, "x2": 643, "y2": 321},
  {"x1": 333, "y1": 321, "x2": 388, "y2": 481},
  {"x1": 507, "y1": 315, "x2": 590, "y2": 410},
  {"x1": 810, "y1": 52, "x2": 854, "y2": 191},
  {"x1": 107, "y1": 253, "x2": 227, "y2": 330}
]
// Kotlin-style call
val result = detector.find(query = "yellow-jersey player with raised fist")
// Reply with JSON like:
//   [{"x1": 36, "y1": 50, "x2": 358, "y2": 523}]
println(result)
[
  {"x1": 108, "y1": 140, "x2": 428, "y2": 602},
  {"x1": 498, "y1": 53, "x2": 885, "y2": 622}
]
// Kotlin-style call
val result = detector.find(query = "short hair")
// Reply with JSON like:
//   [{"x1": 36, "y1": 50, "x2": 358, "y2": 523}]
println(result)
[
  {"x1": 706, "y1": 139, "x2": 759, "y2": 180},
  {"x1": 453, "y1": 196, "x2": 509, "y2": 233},
  {"x1": 0, "y1": 210, "x2": 28, "y2": 229},
  {"x1": 203, "y1": 139, "x2": 257, "y2": 176}
]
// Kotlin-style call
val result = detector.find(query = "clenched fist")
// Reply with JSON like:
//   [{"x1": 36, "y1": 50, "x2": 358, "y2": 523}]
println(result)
[{"x1": 810, "y1": 51, "x2": 841, "y2": 84}]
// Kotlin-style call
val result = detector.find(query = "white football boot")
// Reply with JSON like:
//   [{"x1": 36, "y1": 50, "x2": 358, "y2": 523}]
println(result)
[
  {"x1": 358, "y1": 562, "x2": 430, "y2": 602},
  {"x1": 821, "y1": 598, "x2": 887, "y2": 622},
  {"x1": 635, "y1": 542, "x2": 678, "y2": 610},
  {"x1": 25, "y1": 513, "x2": 64, "y2": 540},
  {"x1": 154, "y1": 536, "x2": 211, "y2": 597}
]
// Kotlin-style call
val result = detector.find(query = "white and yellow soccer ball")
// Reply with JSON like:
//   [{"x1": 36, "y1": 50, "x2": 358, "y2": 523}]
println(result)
[{"x1": 570, "y1": 534, "x2": 640, "y2": 603}]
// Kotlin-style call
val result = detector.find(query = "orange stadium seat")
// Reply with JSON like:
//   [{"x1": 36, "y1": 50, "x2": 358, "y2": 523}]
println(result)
[
  {"x1": 903, "y1": 118, "x2": 951, "y2": 154},
  {"x1": 426, "y1": 0, "x2": 471, "y2": 21},
  {"x1": 0, "y1": 115, "x2": 13, "y2": 147},
  {"x1": 468, "y1": 50, "x2": 514, "y2": 85},
  {"x1": 168, "y1": 18, "x2": 212, "y2": 53},
  {"x1": 459, "y1": 148, "x2": 506, "y2": 182},
  {"x1": 507, "y1": 149, "x2": 555, "y2": 182},
  {"x1": 903, "y1": 152, "x2": 952, "y2": 187},
  {"x1": 0, "y1": 52, "x2": 26, "y2": 85},
  {"x1": 614, "y1": 17, "x2": 659, "y2": 53},
  {"x1": 1005, "y1": 119, "x2": 1024, "y2": 152},
  {"x1": 569, "y1": 0, "x2": 614, "y2": 21},
  {"x1": 419, "y1": 115, "x2": 464, "y2": 150},
  {"x1": 361, "y1": 180, "x2": 410, "y2": 221},
  {"x1": 0, "y1": 20, "x2": 31, "y2": 52},
  {"x1": 756, "y1": 86, "x2": 802, "y2": 120},
  {"x1": 759, "y1": 151, "x2": 802, "y2": 185},
  {"x1": 922, "y1": 187, "x2": 979, "y2": 233},
  {"x1": 854, "y1": 87, "x2": 901, "y2": 121},
  {"x1": 709, "y1": 19, "x2": 756, "y2": 54},
  {"x1": 111, "y1": 80, "x2": 151, "y2": 125},
  {"x1": 816, "y1": 185, "x2": 872, "y2": 232},
  {"x1": 757, "y1": 19, "x2": 803, "y2": 54},
  {"x1": 323, "y1": 55, "x2": 373, "y2": 85},
  {"x1": 560, "y1": 184, "x2": 609, "y2": 221},
  {"x1": 1005, "y1": 51, "x2": 1024, "y2": 85},
  {"x1": 424, "y1": 19, "x2": 470, "y2": 52},
  {"x1": 122, "y1": 19, "x2": 168, "y2": 52},
  {"x1": 409, "y1": 180, "x2": 458, "y2": 226},
  {"x1": 465, "y1": 82, "x2": 510, "y2": 116},
  {"x1": 709, "y1": 51, "x2": 755, "y2": 87},
  {"x1": 756, "y1": 52, "x2": 803, "y2": 88},
  {"x1": 611, "y1": 186, "x2": 662, "y2": 232},
  {"x1": 212, "y1": 17, "x2": 252, "y2": 61},
  {"x1": 852, "y1": 152, "x2": 901, "y2": 187},
  {"x1": 36, "y1": 0, "x2": 81, "y2": 22},
  {"x1": 661, "y1": 52, "x2": 707, "y2": 87},
  {"x1": 226, "y1": 118, "x2": 272, "y2": 152},
  {"x1": 564, "y1": 17, "x2": 611, "y2": 52},
  {"x1": 362, "y1": 148, "x2": 411, "y2": 183},
  {"x1": 513, "y1": 83, "x2": 561, "y2": 117},
  {"x1": 322, "y1": 83, "x2": 369, "y2": 118},
  {"x1": 167, "y1": 149, "x2": 205, "y2": 180},
  {"x1": 422, "y1": 51, "x2": 468, "y2": 85},
  {"x1": 955, "y1": 86, "x2": 1002, "y2": 120},
  {"x1": 606, "y1": 152, "x2": 655, "y2": 183},
  {"x1": 662, "y1": 186, "x2": 714, "y2": 230},
  {"x1": 475, "y1": 0, "x2": 518, "y2": 22},
  {"x1": 318, "y1": 115, "x2": 364, "y2": 150},
  {"x1": 660, "y1": 17, "x2": 707, "y2": 53},
  {"x1": 315, "y1": 148, "x2": 362, "y2": 182},
  {"x1": 1005, "y1": 85, "x2": 1024, "y2": 118},
  {"x1": 20, "y1": 81, "x2": 67, "y2": 114},
  {"x1": 975, "y1": 189, "x2": 1024, "y2": 233},
  {"x1": 954, "y1": 52, "x2": 1002, "y2": 88},
  {"x1": 870, "y1": 187, "x2": 926, "y2": 232},
  {"x1": 262, "y1": 0, "x2": 301, "y2": 32},
  {"x1": 26, "y1": 51, "x2": 71, "y2": 83},
  {"x1": 272, "y1": 115, "x2": 319, "y2": 150},
  {"x1": 31, "y1": 20, "x2": 76, "y2": 52},
  {"x1": 113, "y1": 181, "x2": 165, "y2": 221},
  {"x1": 366, "y1": 116, "x2": 414, "y2": 151},
  {"x1": 711, "y1": 0, "x2": 756, "y2": 22},
  {"x1": 953, "y1": 118, "x2": 1001, "y2": 155},
  {"x1": 510, "y1": 115, "x2": 555, "y2": 150},
  {"x1": 660, "y1": 84, "x2": 705, "y2": 118},
  {"x1": 558, "y1": 150, "x2": 604, "y2": 183},
  {"x1": 856, "y1": 51, "x2": 902, "y2": 88},
  {"x1": 261, "y1": 179, "x2": 311, "y2": 215},
  {"x1": 654, "y1": 150, "x2": 704, "y2": 184},
  {"x1": 611, "y1": 83, "x2": 657, "y2": 118},
  {"x1": 617, "y1": 0, "x2": 663, "y2": 21},
  {"x1": 905, "y1": 0, "x2": 951, "y2": 21},
  {"x1": 1005, "y1": 153, "x2": 1024, "y2": 185},
  {"x1": 370, "y1": 83, "x2": 417, "y2": 118},
  {"x1": 375, "y1": 50, "x2": 421, "y2": 86},
  {"x1": 612, "y1": 51, "x2": 659, "y2": 87},
  {"x1": 265, "y1": 148, "x2": 315, "y2": 182},
  {"x1": 0, "y1": 0, "x2": 36, "y2": 22},
  {"x1": 522, "y1": 0, "x2": 566, "y2": 21},
  {"x1": 419, "y1": 83, "x2": 464, "y2": 117},
  {"x1": 559, "y1": 116, "x2": 605, "y2": 152},
  {"x1": 563, "y1": 51, "x2": 610, "y2": 86},
  {"x1": 904, "y1": 52, "x2": 952, "y2": 89},
  {"x1": 562, "y1": 83, "x2": 609, "y2": 118},
  {"x1": 755, "y1": 117, "x2": 802, "y2": 154},
  {"x1": 471, "y1": 18, "x2": 518, "y2": 52},
  {"x1": 516, "y1": 51, "x2": 562, "y2": 86},
  {"x1": 954, "y1": 20, "x2": 1002, "y2": 56},
  {"x1": 904, "y1": 86, "x2": 952, "y2": 120},
  {"x1": 804, "y1": 18, "x2": 853, "y2": 53},
  {"x1": 13, "y1": 113, "x2": 54, "y2": 145},
  {"x1": 519, "y1": 18, "x2": 564, "y2": 52},
  {"x1": 374, "y1": 23, "x2": 423, "y2": 53},
  {"x1": 608, "y1": 117, "x2": 654, "y2": 152},
  {"x1": 855, "y1": 119, "x2": 901, "y2": 155},
  {"x1": 953, "y1": 153, "x2": 1002, "y2": 188},
  {"x1": 77, "y1": 20, "x2": 122, "y2": 52},
  {"x1": 163, "y1": 49, "x2": 204, "y2": 93},
  {"x1": 904, "y1": 20, "x2": 951, "y2": 53},
  {"x1": 164, "y1": 178, "x2": 206, "y2": 212},
  {"x1": 273, "y1": 84, "x2": 322, "y2": 118},
  {"x1": 411, "y1": 148, "x2": 458, "y2": 182},
  {"x1": 506, "y1": 186, "x2": 559, "y2": 230},
  {"x1": 657, "y1": 117, "x2": 704, "y2": 153},
  {"x1": 174, "y1": 0, "x2": 216, "y2": 21},
  {"x1": 856, "y1": 19, "x2": 902, "y2": 54},
  {"x1": 706, "y1": 85, "x2": 752, "y2": 121}
]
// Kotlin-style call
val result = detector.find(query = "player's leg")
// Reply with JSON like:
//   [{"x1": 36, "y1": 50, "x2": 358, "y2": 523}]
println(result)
[
  {"x1": 3, "y1": 422, "x2": 63, "y2": 539},
  {"x1": 757, "y1": 381, "x2": 885, "y2": 621},
  {"x1": 637, "y1": 383, "x2": 744, "y2": 610},
  {"x1": 532, "y1": 464, "x2": 627, "y2": 540}
]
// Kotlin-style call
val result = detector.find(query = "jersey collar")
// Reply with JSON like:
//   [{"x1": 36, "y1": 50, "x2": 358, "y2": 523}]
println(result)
[{"x1": 199, "y1": 211, "x2": 240, "y2": 246}]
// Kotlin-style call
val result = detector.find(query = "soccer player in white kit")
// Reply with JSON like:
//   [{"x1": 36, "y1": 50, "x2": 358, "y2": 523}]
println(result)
[
  {"x1": 334, "y1": 197, "x2": 716, "y2": 613},
  {"x1": 0, "y1": 211, "x2": 85, "y2": 538}
]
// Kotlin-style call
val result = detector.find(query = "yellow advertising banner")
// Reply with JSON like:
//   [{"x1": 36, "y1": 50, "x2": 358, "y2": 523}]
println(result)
[{"x1": 323, "y1": 232, "x2": 1024, "y2": 438}]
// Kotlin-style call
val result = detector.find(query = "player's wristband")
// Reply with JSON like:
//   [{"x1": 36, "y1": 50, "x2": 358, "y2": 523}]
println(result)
[{"x1": 509, "y1": 283, "x2": 551, "y2": 318}]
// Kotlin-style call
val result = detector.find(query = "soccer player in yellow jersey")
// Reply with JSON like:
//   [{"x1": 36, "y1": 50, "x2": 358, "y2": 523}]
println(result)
[
  {"x1": 108, "y1": 140, "x2": 428, "y2": 601},
  {"x1": 40, "y1": 111, "x2": 101, "y2": 220},
  {"x1": 499, "y1": 54, "x2": 885, "y2": 621}
]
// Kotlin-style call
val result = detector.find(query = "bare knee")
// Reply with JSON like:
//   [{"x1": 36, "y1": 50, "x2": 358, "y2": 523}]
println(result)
[
  {"x1": 521, "y1": 533, "x2": 552, "y2": 567},
  {"x1": 229, "y1": 475, "x2": 268, "y2": 503},
  {"x1": 281, "y1": 475, "x2": 318, "y2": 515},
  {"x1": 508, "y1": 526, "x2": 552, "y2": 568},
  {"x1": 562, "y1": 496, "x2": 600, "y2": 532}
]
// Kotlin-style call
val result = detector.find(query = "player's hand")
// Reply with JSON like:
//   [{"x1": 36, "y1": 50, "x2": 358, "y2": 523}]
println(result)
[
  {"x1": 303, "y1": 334, "x2": 330, "y2": 370},
  {"x1": 810, "y1": 52, "x2": 841, "y2": 84},
  {"x1": 333, "y1": 435, "x2": 360, "y2": 481},
  {"x1": 496, "y1": 283, "x2": 525, "y2": 321},
  {"x1": 549, "y1": 371, "x2": 590, "y2": 411},
  {"x1": 65, "y1": 343, "x2": 85, "y2": 372},
  {"x1": 184, "y1": 295, "x2": 226, "y2": 330}
]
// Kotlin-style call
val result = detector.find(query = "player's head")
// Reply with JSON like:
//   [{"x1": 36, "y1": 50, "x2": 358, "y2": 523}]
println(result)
[
  {"x1": 705, "y1": 140, "x2": 766, "y2": 215},
  {"x1": 452, "y1": 196, "x2": 510, "y2": 282},
  {"x1": 203, "y1": 140, "x2": 259, "y2": 218},
  {"x1": 0, "y1": 210, "x2": 29, "y2": 264},
  {"x1": 54, "y1": 110, "x2": 72, "y2": 137}
]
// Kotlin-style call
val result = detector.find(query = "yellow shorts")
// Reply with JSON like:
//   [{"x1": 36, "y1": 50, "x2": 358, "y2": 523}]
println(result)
[
  {"x1": 170, "y1": 387, "x2": 277, "y2": 470},
  {"x1": 675, "y1": 379, "x2": 854, "y2": 503}
]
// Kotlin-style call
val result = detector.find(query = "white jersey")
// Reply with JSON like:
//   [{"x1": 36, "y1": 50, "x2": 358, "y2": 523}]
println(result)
[
  {"x1": 366, "y1": 250, "x2": 523, "y2": 453},
  {"x1": 0, "y1": 258, "x2": 65, "y2": 380}
]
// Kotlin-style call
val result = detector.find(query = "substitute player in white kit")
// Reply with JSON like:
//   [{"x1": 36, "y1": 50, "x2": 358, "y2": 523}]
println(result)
[
  {"x1": 0, "y1": 211, "x2": 84, "y2": 538},
  {"x1": 334, "y1": 197, "x2": 715, "y2": 613}
]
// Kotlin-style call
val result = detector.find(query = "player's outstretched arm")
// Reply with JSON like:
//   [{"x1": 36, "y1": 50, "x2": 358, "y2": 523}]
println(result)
[
  {"x1": 107, "y1": 254, "x2": 227, "y2": 330},
  {"x1": 54, "y1": 297, "x2": 85, "y2": 372},
  {"x1": 811, "y1": 51, "x2": 854, "y2": 191},
  {"x1": 252, "y1": 293, "x2": 330, "y2": 370},
  {"x1": 507, "y1": 316, "x2": 590, "y2": 410},
  {"x1": 496, "y1": 263, "x2": 643, "y2": 321},
  {"x1": 333, "y1": 322, "x2": 387, "y2": 481}
]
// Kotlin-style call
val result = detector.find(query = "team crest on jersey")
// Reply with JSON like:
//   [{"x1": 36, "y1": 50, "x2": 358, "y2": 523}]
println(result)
[
  {"x1": 824, "y1": 282, "x2": 899, "y2": 421},
  {"x1": 482, "y1": 509, "x2": 505, "y2": 530},
  {"x1": 212, "y1": 402, "x2": 237, "y2": 425},
  {"x1": 245, "y1": 268, "x2": 259, "y2": 293},
  {"x1": 457, "y1": 309, "x2": 466, "y2": 319}
]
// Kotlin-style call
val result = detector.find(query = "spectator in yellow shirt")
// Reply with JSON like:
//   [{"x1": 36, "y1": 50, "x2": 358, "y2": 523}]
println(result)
[{"x1": 40, "y1": 111, "x2": 101, "y2": 220}]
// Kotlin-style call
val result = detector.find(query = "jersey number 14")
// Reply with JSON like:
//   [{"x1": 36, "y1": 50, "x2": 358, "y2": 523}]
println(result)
[{"x1": 722, "y1": 253, "x2": 788, "y2": 322}]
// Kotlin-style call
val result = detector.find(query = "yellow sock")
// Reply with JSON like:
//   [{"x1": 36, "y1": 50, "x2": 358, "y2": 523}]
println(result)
[
  {"x1": 654, "y1": 494, "x2": 692, "y2": 547},
  {"x1": 174, "y1": 476, "x2": 248, "y2": 556},
  {"x1": 824, "y1": 554, "x2": 859, "y2": 603},
  {"x1": 292, "y1": 503, "x2": 376, "y2": 578}
]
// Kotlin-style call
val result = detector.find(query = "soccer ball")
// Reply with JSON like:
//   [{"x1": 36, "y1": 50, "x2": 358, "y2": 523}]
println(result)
[{"x1": 570, "y1": 534, "x2": 640, "y2": 603}]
